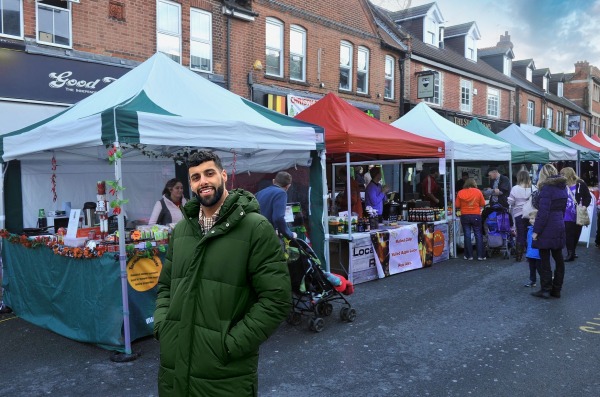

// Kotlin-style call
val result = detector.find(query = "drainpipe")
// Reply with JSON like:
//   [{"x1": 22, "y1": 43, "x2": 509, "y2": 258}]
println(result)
[
  {"x1": 398, "y1": 52, "x2": 410, "y2": 116},
  {"x1": 226, "y1": 14, "x2": 231, "y2": 90}
]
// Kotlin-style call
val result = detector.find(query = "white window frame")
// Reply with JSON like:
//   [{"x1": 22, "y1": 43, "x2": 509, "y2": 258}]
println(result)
[
  {"x1": 384, "y1": 55, "x2": 395, "y2": 99},
  {"x1": 546, "y1": 107, "x2": 553, "y2": 129},
  {"x1": 503, "y1": 56, "x2": 512, "y2": 77},
  {"x1": 460, "y1": 79, "x2": 472, "y2": 113},
  {"x1": 424, "y1": 16, "x2": 437, "y2": 46},
  {"x1": 557, "y1": 82, "x2": 563, "y2": 97},
  {"x1": 543, "y1": 76, "x2": 548, "y2": 92},
  {"x1": 265, "y1": 17, "x2": 284, "y2": 77},
  {"x1": 289, "y1": 24, "x2": 306, "y2": 82},
  {"x1": 423, "y1": 68, "x2": 442, "y2": 106},
  {"x1": 487, "y1": 88, "x2": 500, "y2": 118},
  {"x1": 0, "y1": 0, "x2": 23, "y2": 39},
  {"x1": 190, "y1": 8, "x2": 212, "y2": 73},
  {"x1": 156, "y1": 0, "x2": 182, "y2": 64},
  {"x1": 36, "y1": 0, "x2": 72, "y2": 48},
  {"x1": 526, "y1": 66, "x2": 532, "y2": 82},
  {"x1": 557, "y1": 111, "x2": 563, "y2": 131},
  {"x1": 465, "y1": 35, "x2": 476, "y2": 61},
  {"x1": 356, "y1": 46, "x2": 369, "y2": 94},
  {"x1": 339, "y1": 41, "x2": 353, "y2": 91},
  {"x1": 527, "y1": 100, "x2": 535, "y2": 125}
]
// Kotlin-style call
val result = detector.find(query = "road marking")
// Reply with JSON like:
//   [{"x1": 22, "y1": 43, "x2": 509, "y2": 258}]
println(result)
[
  {"x1": 0, "y1": 315, "x2": 17, "y2": 324},
  {"x1": 580, "y1": 316, "x2": 600, "y2": 334}
]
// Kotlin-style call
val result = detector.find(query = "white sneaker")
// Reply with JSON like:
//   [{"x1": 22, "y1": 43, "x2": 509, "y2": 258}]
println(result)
[
  {"x1": 463, "y1": 256, "x2": 473, "y2": 260},
  {"x1": 477, "y1": 257, "x2": 486, "y2": 261}
]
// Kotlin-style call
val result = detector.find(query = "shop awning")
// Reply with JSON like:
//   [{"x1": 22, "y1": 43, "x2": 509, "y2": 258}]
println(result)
[
  {"x1": 465, "y1": 118, "x2": 549, "y2": 164},
  {"x1": 294, "y1": 93, "x2": 445, "y2": 160}
]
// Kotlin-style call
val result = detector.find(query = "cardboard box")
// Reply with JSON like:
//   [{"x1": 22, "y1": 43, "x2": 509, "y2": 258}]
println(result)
[{"x1": 76, "y1": 226, "x2": 101, "y2": 238}]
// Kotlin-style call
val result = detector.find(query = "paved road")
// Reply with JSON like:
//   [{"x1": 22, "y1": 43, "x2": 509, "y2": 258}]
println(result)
[{"x1": 1, "y1": 245, "x2": 599, "y2": 396}]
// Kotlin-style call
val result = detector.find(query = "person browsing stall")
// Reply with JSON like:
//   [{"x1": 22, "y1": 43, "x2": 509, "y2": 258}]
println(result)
[
  {"x1": 153, "y1": 151, "x2": 291, "y2": 396},
  {"x1": 455, "y1": 178, "x2": 486, "y2": 260},
  {"x1": 422, "y1": 167, "x2": 442, "y2": 207},
  {"x1": 559, "y1": 167, "x2": 591, "y2": 262},
  {"x1": 335, "y1": 167, "x2": 364, "y2": 217},
  {"x1": 255, "y1": 171, "x2": 297, "y2": 240},
  {"x1": 148, "y1": 178, "x2": 187, "y2": 225},
  {"x1": 486, "y1": 166, "x2": 511, "y2": 208},
  {"x1": 365, "y1": 167, "x2": 389, "y2": 217}
]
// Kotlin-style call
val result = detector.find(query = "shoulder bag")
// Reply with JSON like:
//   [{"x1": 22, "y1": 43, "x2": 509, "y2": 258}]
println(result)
[
  {"x1": 521, "y1": 186, "x2": 537, "y2": 218},
  {"x1": 568, "y1": 186, "x2": 590, "y2": 226}
]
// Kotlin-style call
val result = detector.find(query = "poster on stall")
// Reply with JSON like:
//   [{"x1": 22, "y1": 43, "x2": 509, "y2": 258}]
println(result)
[
  {"x1": 349, "y1": 235, "x2": 378, "y2": 284},
  {"x1": 370, "y1": 225, "x2": 421, "y2": 278},
  {"x1": 433, "y1": 223, "x2": 450, "y2": 263},
  {"x1": 417, "y1": 223, "x2": 434, "y2": 267}
]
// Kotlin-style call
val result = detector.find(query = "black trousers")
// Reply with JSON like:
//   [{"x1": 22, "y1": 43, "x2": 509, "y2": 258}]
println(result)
[
  {"x1": 538, "y1": 248, "x2": 565, "y2": 292},
  {"x1": 564, "y1": 221, "x2": 582, "y2": 253}
]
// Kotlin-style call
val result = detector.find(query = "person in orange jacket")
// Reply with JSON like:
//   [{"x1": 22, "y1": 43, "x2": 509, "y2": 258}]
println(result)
[{"x1": 456, "y1": 178, "x2": 486, "y2": 260}]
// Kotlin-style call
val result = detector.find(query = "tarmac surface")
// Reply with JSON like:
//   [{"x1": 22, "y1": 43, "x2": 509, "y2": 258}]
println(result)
[{"x1": 1, "y1": 243, "x2": 599, "y2": 397}]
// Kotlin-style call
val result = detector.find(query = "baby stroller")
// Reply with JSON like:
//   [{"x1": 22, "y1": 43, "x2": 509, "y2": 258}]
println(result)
[
  {"x1": 286, "y1": 238, "x2": 355, "y2": 332},
  {"x1": 483, "y1": 204, "x2": 515, "y2": 259}
]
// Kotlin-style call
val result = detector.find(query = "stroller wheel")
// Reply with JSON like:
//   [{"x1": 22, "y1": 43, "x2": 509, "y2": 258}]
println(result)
[
  {"x1": 346, "y1": 308, "x2": 357, "y2": 322},
  {"x1": 309, "y1": 317, "x2": 324, "y2": 332},
  {"x1": 318, "y1": 303, "x2": 333, "y2": 317},
  {"x1": 286, "y1": 311, "x2": 302, "y2": 326}
]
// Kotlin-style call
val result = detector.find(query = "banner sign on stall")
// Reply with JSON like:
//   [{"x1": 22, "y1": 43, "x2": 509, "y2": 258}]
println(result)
[
  {"x1": 127, "y1": 255, "x2": 163, "y2": 292},
  {"x1": 432, "y1": 223, "x2": 450, "y2": 264},
  {"x1": 349, "y1": 235, "x2": 378, "y2": 284},
  {"x1": 370, "y1": 225, "x2": 421, "y2": 278}
]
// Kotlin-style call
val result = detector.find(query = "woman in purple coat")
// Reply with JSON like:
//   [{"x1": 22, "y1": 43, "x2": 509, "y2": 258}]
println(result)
[{"x1": 531, "y1": 164, "x2": 568, "y2": 299}]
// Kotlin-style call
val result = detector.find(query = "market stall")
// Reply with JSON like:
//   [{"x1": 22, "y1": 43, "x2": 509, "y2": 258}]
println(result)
[
  {"x1": 295, "y1": 93, "x2": 447, "y2": 283},
  {"x1": 498, "y1": 124, "x2": 578, "y2": 162},
  {"x1": 391, "y1": 103, "x2": 512, "y2": 256},
  {"x1": 465, "y1": 118, "x2": 550, "y2": 164},
  {"x1": 0, "y1": 53, "x2": 326, "y2": 354}
]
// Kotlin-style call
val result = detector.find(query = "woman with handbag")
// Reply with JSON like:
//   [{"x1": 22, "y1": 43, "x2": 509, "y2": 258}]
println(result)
[
  {"x1": 531, "y1": 164, "x2": 568, "y2": 299},
  {"x1": 508, "y1": 169, "x2": 535, "y2": 262},
  {"x1": 559, "y1": 167, "x2": 592, "y2": 261}
]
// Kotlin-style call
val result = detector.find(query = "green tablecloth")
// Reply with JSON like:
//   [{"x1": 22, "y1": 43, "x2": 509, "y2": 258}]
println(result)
[{"x1": 2, "y1": 243, "x2": 157, "y2": 351}]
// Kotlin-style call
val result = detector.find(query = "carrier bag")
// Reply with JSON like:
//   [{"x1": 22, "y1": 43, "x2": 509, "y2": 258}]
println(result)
[{"x1": 576, "y1": 205, "x2": 590, "y2": 226}]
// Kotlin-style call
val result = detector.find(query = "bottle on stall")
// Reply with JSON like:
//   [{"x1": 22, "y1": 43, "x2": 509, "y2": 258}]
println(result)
[{"x1": 37, "y1": 209, "x2": 47, "y2": 229}]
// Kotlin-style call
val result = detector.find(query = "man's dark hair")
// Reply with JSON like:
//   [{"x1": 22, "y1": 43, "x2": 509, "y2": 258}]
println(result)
[
  {"x1": 429, "y1": 166, "x2": 439, "y2": 175},
  {"x1": 274, "y1": 171, "x2": 292, "y2": 187},
  {"x1": 488, "y1": 165, "x2": 499, "y2": 173},
  {"x1": 188, "y1": 150, "x2": 223, "y2": 170},
  {"x1": 369, "y1": 167, "x2": 381, "y2": 178}
]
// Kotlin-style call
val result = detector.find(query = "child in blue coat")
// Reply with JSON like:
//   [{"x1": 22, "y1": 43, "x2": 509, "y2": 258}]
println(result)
[{"x1": 524, "y1": 209, "x2": 540, "y2": 287}]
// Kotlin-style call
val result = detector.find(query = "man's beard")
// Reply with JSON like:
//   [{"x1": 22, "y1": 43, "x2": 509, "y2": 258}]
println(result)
[{"x1": 197, "y1": 181, "x2": 225, "y2": 207}]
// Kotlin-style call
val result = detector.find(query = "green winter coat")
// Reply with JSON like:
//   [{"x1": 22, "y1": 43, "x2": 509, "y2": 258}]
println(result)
[{"x1": 154, "y1": 189, "x2": 291, "y2": 396}]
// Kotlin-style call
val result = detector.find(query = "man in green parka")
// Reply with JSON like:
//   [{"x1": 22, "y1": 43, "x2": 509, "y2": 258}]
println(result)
[{"x1": 154, "y1": 151, "x2": 291, "y2": 396}]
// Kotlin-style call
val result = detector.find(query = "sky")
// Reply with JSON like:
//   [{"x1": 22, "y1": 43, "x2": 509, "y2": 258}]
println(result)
[{"x1": 380, "y1": 0, "x2": 600, "y2": 73}]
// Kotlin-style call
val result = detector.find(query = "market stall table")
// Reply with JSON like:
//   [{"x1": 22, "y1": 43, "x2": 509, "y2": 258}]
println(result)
[
  {"x1": 329, "y1": 221, "x2": 449, "y2": 285},
  {"x1": 2, "y1": 241, "x2": 158, "y2": 351}
]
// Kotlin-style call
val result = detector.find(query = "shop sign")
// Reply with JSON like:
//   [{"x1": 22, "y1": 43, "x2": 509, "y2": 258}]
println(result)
[
  {"x1": 417, "y1": 72, "x2": 435, "y2": 98},
  {"x1": 287, "y1": 94, "x2": 319, "y2": 117},
  {"x1": 0, "y1": 48, "x2": 130, "y2": 104},
  {"x1": 453, "y1": 115, "x2": 492, "y2": 130},
  {"x1": 567, "y1": 114, "x2": 581, "y2": 131}
]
